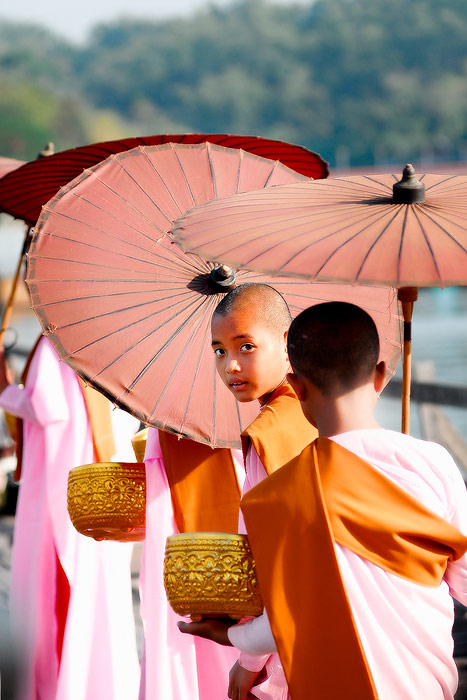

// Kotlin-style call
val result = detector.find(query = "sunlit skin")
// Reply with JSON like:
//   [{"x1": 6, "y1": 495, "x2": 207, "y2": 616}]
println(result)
[
  {"x1": 179, "y1": 305, "x2": 292, "y2": 691},
  {"x1": 286, "y1": 360, "x2": 386, "y2": 437},
  {"x1": 210, "y1": 307, "x2": 290, "y2": 406}
]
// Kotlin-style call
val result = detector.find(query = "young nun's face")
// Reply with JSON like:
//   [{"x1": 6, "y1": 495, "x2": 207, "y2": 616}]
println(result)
[{"x1": 211, "y1": 307, "x2": 289, "y2": 405}]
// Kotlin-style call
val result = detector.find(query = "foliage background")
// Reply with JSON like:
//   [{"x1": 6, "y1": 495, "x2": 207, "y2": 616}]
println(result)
[{"x1": 1, "y1": 0, "x2": 466, "y2": 166}]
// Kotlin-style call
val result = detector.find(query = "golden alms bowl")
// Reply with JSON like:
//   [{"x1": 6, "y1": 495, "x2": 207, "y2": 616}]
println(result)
[
  {"x1": 131, "y1": 427, "x2": 149, "y2": 463},
  {"x1": 164, "y1": 532, "x2": 263, "y2": 620},
  {"x1": 67, "y1": 462, "x2": 146, "y2": 542}
]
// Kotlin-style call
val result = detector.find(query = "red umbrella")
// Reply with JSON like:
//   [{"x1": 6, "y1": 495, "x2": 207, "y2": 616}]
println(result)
[
  {"x1": 172, "y1": 165, "x2": 467, "y2": 433},
  {"x1": 26, "y1": 143, "x2": 401, "y2": 448},
  {"x1": 0, "y1": 134, "x2": 329, "y2": 226}
]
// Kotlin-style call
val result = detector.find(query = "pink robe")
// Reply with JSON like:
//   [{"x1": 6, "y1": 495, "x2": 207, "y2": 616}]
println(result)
[
  {"x1": 138, "y1": 428, "x2": 242, "y2": 700},
  {"x1": 237, "y1": 446, "x2": 288, "y2": 700},
  {"x1": 0, "y1": 337, "x2": 140, "y2": 700},
  {"x1": 230, "y1": 429, "x2": 467, "y2": 700}
]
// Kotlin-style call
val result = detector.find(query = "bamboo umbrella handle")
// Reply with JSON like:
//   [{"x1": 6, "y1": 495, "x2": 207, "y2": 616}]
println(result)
[
  {"x1": 0, "y1": 227, "x2": 32, "y2": 348},
  {"x1": 398, "y1": 287, "x2": 418, "y2": 434}
]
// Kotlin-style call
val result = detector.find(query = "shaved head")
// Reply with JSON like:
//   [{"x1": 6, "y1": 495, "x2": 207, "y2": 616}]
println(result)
[
  {"x1": 288, "y1": 302, "x2": 380, "y2": 397},
  {"x1": 212, "y1": 283, "x2": 292, "y2": 336}
]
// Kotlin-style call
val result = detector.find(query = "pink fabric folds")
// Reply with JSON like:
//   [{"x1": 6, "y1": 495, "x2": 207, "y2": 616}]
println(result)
[
  {"x1": 1, "y1": 337, "x2": 140, "y2": 700},
  {"x1": 139, "y1": 428, "x2": 240, "y2": 700}
]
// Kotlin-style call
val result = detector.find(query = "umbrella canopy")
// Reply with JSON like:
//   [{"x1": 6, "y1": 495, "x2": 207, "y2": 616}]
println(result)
[
  {"x1": 172, "y1": 165, "x2": 467, "y2": 433},
  {"x1": 0, "y1": 157, "x2": 25, "y2": 179},
  {"x1": 0, "y1": 133, "x2": 329, "y2": 226},
  {"x1": 26, "y1": 143, "x2": 401, "y2": 448}
]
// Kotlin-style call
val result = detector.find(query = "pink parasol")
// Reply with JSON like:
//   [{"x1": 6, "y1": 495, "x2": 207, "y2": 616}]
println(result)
[
  {"x1": 26, "y1": 143, "x2": 401, "y2": 448},
  {"x1": 172, "y1": 165, "x2": 467, "y2": 433}
]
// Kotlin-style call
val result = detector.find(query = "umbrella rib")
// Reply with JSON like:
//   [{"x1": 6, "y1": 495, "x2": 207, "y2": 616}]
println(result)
[
  {"x1": 232, "y1": 207, "x2": 395, "y2": 275},
  {"x1": 353, "y1": 207, "x2": 405, "y2": 281},
  {"x1": 93, "y1": 167, "x2": 174, "y2": 232},
  {"x1": 37, "y1": 289, "x2": 194, "y2": 327},
  {"x1": 137, "y1": 297, "x2": 208, "y2": 412},
  {"x1": 113, "y1": 154, "x2": 185, "y2": 228},
  {"x1": 30, "y1": 253, "x2": 160, "y2": 274},
  {"x1": 207, "y1": 144, "x2": 217, "y2": 200},
  {"x1": 410, "y1": 208, "x2": 442, "y2": 283},
  {"x1": 171, "y1": 145, "x2": 197, "y2": 208},
  {"x1": 42, "y1": 200, "x2": 167, "y2": 248},
  {"x1": 33, "y1": 230, "x2": 208, "y2": 277},
  {"x1": 179, "y1": 308, "x2": 213, "y2": 436},
  {"x1": 139, "y1": 147, "x2": 190, "y2": 218},
  {"x1": 235, "y1": 153, "x2": 242, "y2": 193},
  {"x1": 419, "y1": 209, "x2": 467, "y2": 253},
  {"x1": 64, "y1": 294, "x2": 202, "y2": 360}
]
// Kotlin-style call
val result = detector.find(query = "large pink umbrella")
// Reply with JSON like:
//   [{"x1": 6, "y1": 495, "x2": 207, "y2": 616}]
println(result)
[
  {"x1": 172, "y1": 165, "x2": 467, "y2": 433},
  {"x1": 26, "y1": 143, "x2": 402, "y2": 448}
]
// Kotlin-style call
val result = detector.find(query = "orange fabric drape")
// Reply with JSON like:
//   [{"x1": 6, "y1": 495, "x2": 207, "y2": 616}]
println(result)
[
  {"x1": 158, "y1": 430, "x2": 241, "y2": 534},
  {"x1": 241, "y1": 437, "x2": 467, "y2": 700},
  {"x1": 78, "y1": 380, "x2": 116, "y2": 463},
  {"x1": 241, "y1": 383, "x2": 317, "y2": 475}
]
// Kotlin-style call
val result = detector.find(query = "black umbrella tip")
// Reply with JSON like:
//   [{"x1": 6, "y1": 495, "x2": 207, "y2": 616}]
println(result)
[
  {"x1": 392, "y1": 164, "x2": 425, "y2": 204},
  {"x1": 208, "y1": 265, "x2": 237, "y2": 293}
]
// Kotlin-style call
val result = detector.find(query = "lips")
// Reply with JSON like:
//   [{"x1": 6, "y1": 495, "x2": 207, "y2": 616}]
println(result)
[{"x1": 229, "y1": 380, "x2": 248, "y2": 390}]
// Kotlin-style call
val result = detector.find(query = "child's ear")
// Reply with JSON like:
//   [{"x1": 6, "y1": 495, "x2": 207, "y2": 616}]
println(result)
[
  {"x1": 287, "y1": 371, "x2": 307, "y2": 401},
  {"x1": 374, "y1": 361, "x2": 386, "y2": 394},
  {"x1": 283, "y1": 329, "x2": 289, "y2": 354}
]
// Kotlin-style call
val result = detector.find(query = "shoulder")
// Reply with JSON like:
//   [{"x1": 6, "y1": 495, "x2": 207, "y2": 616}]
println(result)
[
  {"x1": 242, "y1": 442, "x2": 313, "y2": 503},
  {"x1": 335, "y1": 429, "x2": 465, "y2": 518}
]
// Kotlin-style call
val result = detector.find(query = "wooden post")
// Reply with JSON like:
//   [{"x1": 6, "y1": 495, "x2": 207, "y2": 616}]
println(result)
[{"x1": 398, "y1": 287, "x2": 418, "y2": 434}]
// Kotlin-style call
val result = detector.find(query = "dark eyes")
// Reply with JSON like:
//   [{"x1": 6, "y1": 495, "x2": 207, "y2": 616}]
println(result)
[
  {"x1": 240, "y1": 343, "x2": 255, "y2": 352},
  {"x1": 213, "y1": 348, "x2": 225, "y2": 357}
]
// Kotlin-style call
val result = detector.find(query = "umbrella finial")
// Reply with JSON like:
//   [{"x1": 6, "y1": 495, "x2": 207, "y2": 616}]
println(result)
[
  {"x1": 37, "y1": 141, "x2": 55, "y2": 159},
  {"x1": 392, "y1": 164, "x2": 425, "y2": 204},
  {"x1": 208, "y1": 265, "x2": 237, "y2": 293}
]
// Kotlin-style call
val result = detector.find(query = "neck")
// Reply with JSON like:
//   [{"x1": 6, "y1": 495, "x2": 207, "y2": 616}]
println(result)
[
  {"x1": 310, "y1": 385, "x2": 381, "y2": 437},
  {"x1": 258, "y1": 376, "x2": 289, "y2": 407}
]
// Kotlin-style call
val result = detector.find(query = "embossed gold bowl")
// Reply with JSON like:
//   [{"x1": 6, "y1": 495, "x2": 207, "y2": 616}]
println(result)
[
  {"x1": 67, "y1": 462, "x2": 146, "y2": 542},
  {"x1": 164, "y1": 532, "x2": 262, "y2": 619},
  {"x1": 131, "y1": 427, "x2": 149, "y2": 463}
]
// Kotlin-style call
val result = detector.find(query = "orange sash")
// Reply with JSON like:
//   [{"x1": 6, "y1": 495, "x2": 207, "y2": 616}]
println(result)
[
  {"x1": 78, "y1": 379, "x2": 116, "y2": 463},
  {"x1": 241, "y1": 384, "x2": 317, "y2": 475},
  {"x1": 158, "y1": 430, "x2": 240, "y2": 533},
  {"x1": 241, "y1": 437, "x2": 467, "y2": 700}
]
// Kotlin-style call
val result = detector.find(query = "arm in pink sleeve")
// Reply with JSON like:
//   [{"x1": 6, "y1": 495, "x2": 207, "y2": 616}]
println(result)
[
  {"x1": 238, "y1": 445, "x2": 268, "y2": 534},
  {"x1": 0, "y1": 339, "x2": 70, "y2": 426},
  {"x1": 444, "y1": 455, "x2": 467, "y2": 604},
  {"x1": 227, "y1": 609, "x2": 277, "y2": 657}
]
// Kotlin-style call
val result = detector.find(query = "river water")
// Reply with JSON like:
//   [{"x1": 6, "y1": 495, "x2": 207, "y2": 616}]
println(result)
[{"x1": 1, "y1": 214, "x2": 466, "y2": 441}]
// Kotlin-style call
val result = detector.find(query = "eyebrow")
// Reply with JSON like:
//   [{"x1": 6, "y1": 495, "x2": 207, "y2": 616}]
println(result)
[{"x1": 211, "y1": 334, "x2": 254, "y2": 347}]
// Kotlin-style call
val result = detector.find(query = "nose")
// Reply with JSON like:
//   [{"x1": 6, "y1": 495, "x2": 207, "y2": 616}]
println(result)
[{"x1": 226, "y1": 357, "x2": 241, "y2": 374}]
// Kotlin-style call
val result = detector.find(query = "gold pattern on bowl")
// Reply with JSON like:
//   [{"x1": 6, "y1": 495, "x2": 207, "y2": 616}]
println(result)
[
  {"x1": 67, "y1": 462, "x2": 146, "y2": 542},
  {"x1": 131, "y1": 427, "x2": 149, "y2": 463},
  {"x1": 164, "y1": 532, "x2": 263, "y2": 619}
]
